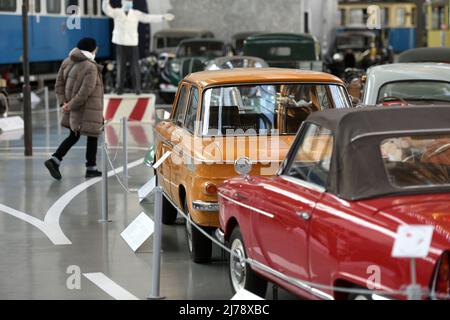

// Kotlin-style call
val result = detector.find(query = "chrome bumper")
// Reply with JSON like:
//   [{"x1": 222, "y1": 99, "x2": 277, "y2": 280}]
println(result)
[
  {"x1": 215, "y1": 228, "x2": 225, "y2": 244},
  {"x1": 192, "y1": 200, "x2": 219, "y2": 212}
]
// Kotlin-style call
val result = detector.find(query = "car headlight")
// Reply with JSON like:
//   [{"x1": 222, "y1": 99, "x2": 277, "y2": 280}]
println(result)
[
  {"x1": 107, "y1": 63, "x2": 115, "y2": 72},
  {"x1": 333, "y1": 53, "x2": 344, "y2": 63},
  {"x1": 170, "y1": 61, "x2": 181, "y2": 73}
]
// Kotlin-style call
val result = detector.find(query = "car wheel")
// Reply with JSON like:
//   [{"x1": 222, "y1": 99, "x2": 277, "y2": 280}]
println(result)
[
  {"x1": 184, "y1": 199, "x2": 213, "y2": 264},
  {"x1": 155, "y1": 174, "x2": 178, "y2": 225},
  {"x1": 228, "y1": 227, "x2": 267, "y2": 298},
  {"x1": 162, "y1": 196, "x2": 178, "y2": 225}
]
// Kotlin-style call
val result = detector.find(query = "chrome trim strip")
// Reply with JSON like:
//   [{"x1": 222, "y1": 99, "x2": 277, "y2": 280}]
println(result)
[
  {"x1": 249, "y1": 259, "x2": 334, "y2": 300},
  {"x1": 280, "y1": 175, "x2": 326, "y2": 193},
  {"x1": 218, "y1": 193, "x2": 274, "y2": 219},
  {"x1": 351, "y1": 129, "x2": 450, "y2": 143},
  {"x1": 192, "y1": 200, "x2": 219, "y2": 212}
]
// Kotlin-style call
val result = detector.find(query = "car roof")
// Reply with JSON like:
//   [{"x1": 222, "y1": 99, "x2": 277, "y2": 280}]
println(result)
[
  {"x1": 178, "y1": 38, "x2": 224, "y2": 45},
  {"x1": 245, "y1": 33, "x2": 316, "y2": 42},
  {"x1": 367, "y1": 63, "x2": 450, "y2": 81},
  {"x1": 305, "y1": 105, "x2": 450, "y2": 200},
  {"x1": 365, "y1": 63, "x2": 450, "y2": 93},
  {"x1": 154, "y1": 29, "x2": 213, "y2": 37},
  {"x1": 398, "y1": 47, "x2": 450, "y2": 63},
  {"x1": 183, "y1": 68, "x2": 344, "y2": 87}
]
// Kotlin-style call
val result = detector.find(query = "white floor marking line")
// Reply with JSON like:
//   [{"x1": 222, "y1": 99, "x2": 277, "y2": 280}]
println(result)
[
  {"x1": 0, "y1": 204, "x2": 69, "y2": 245},
  {"x1": 83, "y1": 273, "x2": 140, "y2": 300},
  {"x1": 0, "y1": 158, "x2": 145, "y2": 246}
]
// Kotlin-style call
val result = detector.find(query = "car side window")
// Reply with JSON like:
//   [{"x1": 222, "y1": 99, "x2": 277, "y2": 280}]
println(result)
[
  {"x1": 284, "y1": 123, "x2": 334, "y2": 188},
  {"x1": 173, "y1": 85, "x2": 188, "y2": 127},
  {"x1": 184, "y1": 87, "x2": 199, "y2": 133}
]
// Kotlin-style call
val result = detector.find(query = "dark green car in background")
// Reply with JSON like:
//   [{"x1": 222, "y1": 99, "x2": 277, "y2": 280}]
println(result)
[
  {"x1": 159, "y1": 39, "x2": 230, "y2": 102},
  {"x1": 243, "y1": 33, "x2": 323, "y2": 71}
]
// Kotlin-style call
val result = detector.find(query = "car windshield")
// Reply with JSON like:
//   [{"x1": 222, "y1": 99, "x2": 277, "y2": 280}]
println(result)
[
  {"x1": 381, "y1": 135, "x2": 450, "y2": 189},
  {"x1": 167, "y1": 37, "x2": 191, "y2": 48},
  {"x1": 177, "y1": 42, "x2": 224, "y2": 58},
  {"x1": 336, "y1": 34, "x2": 373, "y2": 50},
  {"x1": 200, "y1": 84, "x2": 350, "y2": 136},
  {"x1": 378, "y1": 81, "x2": 450, "y2": 104}
]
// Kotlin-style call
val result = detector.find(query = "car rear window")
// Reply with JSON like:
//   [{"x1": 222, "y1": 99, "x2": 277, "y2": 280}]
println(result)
[
  {"x1": 200, "y1": 83, "x2": 350, "y2": 136},
  {"x1": 377, "y1": 81, "x2": 450, "y2": 104},
  {"x1": 381, "y1": 135, "x2": 450, "y2": 188}
]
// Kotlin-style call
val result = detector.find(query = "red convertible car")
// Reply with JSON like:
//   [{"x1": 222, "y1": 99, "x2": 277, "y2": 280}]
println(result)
[{"x1": 217, "y1": 106, "x2": 450, "y2": 300}]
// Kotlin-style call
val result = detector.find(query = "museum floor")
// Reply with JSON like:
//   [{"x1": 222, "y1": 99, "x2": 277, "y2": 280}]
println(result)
[{"x1": 0, "y1": 100, "x2": 295, "y2": 300}]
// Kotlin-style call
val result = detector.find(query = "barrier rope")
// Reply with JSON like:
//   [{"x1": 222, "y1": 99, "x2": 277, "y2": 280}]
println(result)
[{"x1": 158, "y1": 191, "x2": 429, "y2": 300}]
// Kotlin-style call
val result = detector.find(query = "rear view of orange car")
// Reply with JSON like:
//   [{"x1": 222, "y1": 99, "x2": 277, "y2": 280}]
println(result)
[{"x1": 153, "y1": 68, "x2": 351, "y2": 263}]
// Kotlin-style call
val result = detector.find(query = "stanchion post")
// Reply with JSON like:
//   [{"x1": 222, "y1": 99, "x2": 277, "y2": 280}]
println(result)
[
  {"x1": 122, "y1": 117, "x2": 128, "y2": 190},
  {"x1": 100, "y1": 142, "x2": 111, "y2": 223},
  {"x1": 44, "y1": 86, "x2": 49, "y2": 129},
  {"x1": 56, "y1": 99, "x2": 61, "y2": 136},
  {"x1": 148, "y1": 186, "x2": 165, "y2": 300},
  {"x1": 406, "y1": 258, "x2": 422, "y2": 300}
]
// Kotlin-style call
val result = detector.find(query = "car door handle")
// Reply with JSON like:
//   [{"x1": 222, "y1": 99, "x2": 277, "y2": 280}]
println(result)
[{"x1": 296, "y1": 211, "x2": 311, "y2": 221}]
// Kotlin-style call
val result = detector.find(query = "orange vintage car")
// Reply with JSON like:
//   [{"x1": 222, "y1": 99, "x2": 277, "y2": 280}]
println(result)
[{"x1": 154, "y1": 68, "x2": 351, "y2": 263}]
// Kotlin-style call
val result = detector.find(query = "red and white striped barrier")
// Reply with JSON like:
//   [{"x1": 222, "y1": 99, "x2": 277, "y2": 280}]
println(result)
[
  {"x1": 105, "y1": 122, "x2": 154, "y2": 148},
  {"x1": 103, "y1": 94, "x2": 156, "y2": 123}
]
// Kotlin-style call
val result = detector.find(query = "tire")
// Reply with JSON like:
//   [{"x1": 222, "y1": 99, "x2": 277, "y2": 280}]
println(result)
[
  {"x1": 162, "y1": 196, "x2": 178, "y2": 225},
  {"x1": 228, "y1": 227, "x2": 267, "y2": 298},
  {"x1": 349, "y1": 294, "x2": 372, "y2": 300},
  {"x1": 184, "y1": 199, "x2": 213, "y2": 264},
  {"x1": 155, "y1": 174, "x2": 178, "y2": 225},
  {"x1": 348, "y1": 288, "x2": 373, "y2": 300}
]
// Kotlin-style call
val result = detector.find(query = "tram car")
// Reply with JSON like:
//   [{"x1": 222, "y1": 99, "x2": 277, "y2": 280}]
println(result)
[
  {"x1": 426, "y1": 0, "x2": 450, "y2": 48},
  {"x1": 338, "y1": 1, "x2": 417, "y2": 53},
  {"x1": 0, "y1": 0, "x2": 111, "y2": 85}
]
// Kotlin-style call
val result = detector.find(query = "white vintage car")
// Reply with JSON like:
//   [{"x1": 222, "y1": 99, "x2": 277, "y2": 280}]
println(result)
[{"x1": 362, "y1": 63, "x2": 450, "y2": 106}]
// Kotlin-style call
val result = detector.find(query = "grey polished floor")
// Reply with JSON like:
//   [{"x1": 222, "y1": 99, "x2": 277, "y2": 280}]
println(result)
[{"x1": 0, "y1": 93, "x2": 295, "y2": 300}]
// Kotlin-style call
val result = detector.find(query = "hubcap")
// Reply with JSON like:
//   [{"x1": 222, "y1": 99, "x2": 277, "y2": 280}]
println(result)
[{"x1": 230, "y1": 238, "x2": 247, "y2": 292}]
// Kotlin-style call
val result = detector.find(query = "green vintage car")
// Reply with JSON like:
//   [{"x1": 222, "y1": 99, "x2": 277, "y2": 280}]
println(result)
[
  {"x1": 243, "y1": 33, "x2": 323, "y2": 71},
  {"x1": 159, "y1": 39, "x2": 230, "y2": 101}
]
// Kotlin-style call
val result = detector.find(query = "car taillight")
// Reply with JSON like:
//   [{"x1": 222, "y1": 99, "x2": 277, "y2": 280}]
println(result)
[
  {"x1": 203, "y1": 182, "x2": 218, "y2": 195},
  {"x1": 432, "y1": 251, "x2": 450, "y2": 299}
]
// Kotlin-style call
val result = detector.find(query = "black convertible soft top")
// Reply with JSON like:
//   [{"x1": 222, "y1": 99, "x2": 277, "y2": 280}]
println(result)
[{"x1": 303, "y1": 106, "x2": 450, "y2": 200}]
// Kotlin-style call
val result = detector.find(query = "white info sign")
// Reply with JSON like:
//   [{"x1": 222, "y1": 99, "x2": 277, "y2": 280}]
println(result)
[
  {"x1": 231, "y1": 289, "x2": 264, "y2": 301},
  {"x1": 121, "y1": 212, "x2": 155, "y2": 252},
  {"x1": 392, "y1": 225, "x2": 434, "y2": 259},
  {"x1": 138, "y1": 176, "x2": 156, "y2": 202}
]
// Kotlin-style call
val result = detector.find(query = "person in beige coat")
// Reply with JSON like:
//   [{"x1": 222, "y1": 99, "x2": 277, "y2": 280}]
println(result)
[{"x1": 45, "y1": 38, "x2": 104, "y2": 180}]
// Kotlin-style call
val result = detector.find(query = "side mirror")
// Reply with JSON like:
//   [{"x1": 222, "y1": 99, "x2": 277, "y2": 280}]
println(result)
[{"x1": 234, "y1": 157, "x2": 253, "y2": 177}]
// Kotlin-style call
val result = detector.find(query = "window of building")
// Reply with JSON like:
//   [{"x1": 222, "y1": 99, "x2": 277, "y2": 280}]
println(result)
[
  {"x1": 432, "y1": 6, "x2": 446, "y2": 30},
  {"x1": 396, "y1": 8, "x2": 407, "y2": 26},
  {"x1": 0, "y1": 0, "x2": 16, "y2": 12},
  {"x1": 47, "y1": 0, "x2": 61, "y2": 14},
  {"x1": 34, "y1": 0, "x2": 41, "y2": 13}
]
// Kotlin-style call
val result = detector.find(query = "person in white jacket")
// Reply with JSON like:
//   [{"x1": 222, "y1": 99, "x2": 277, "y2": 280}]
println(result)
[{"x1": 102, "y1": 0, "x2": 174, "y2": 95}]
